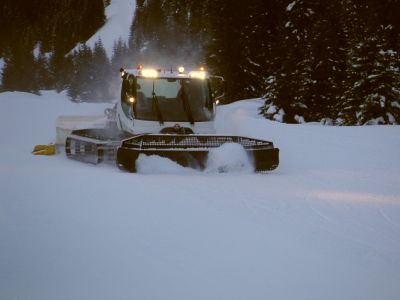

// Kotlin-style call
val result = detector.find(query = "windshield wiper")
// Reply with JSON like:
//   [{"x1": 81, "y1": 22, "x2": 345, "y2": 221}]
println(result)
[
  {"x1": 152, "y1": 81, "x2": 164, "y2": 125},
  {"x1": 179, "y1": 84, "x2": 194, "y2": 125}
]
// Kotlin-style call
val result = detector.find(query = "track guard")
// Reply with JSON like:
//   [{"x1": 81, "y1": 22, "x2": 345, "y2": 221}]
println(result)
[
  {"x1": 117, "y1": 147, "x2": 140, "y2": 172},
  {"x1": 116, "y1": 134, "x2": 279, "y2": 172}
]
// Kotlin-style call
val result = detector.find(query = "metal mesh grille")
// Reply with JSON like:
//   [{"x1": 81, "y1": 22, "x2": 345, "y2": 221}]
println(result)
[{"x1": 123, "y1": 134, "x2": 273, "y2": 150}]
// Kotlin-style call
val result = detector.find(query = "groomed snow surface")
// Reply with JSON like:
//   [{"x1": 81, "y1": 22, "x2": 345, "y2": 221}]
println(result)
[{"x1": 1, "y1": 91, "x2": 400, "y2": 300}]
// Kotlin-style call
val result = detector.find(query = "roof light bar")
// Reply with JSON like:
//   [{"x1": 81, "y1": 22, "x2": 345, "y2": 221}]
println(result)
[
  {"x1": 189, "y1": 71, "x2": 207, "y2": 80},
  {"x1": 140, "y1": 69, "x2": 158, "y2": 78}
]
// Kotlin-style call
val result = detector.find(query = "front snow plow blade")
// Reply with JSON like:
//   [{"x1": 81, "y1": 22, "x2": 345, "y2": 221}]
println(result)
[{"x1": 117, "y1": 134, "x2": 279, "y2": 172}]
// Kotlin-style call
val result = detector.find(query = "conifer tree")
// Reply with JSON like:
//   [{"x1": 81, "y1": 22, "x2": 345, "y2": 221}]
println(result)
[
  {"x1": 205, "y1": 0, "x2": 253, "y2": 102},
  {"x1": 343, "y1": 26, "x2": 400, "y2": 124},
  {"x1": 0, "y1": 0, "x2": 107, "y2": 93},
  {"x1": 67, "y1": 45, "x2": 94, "y2": 101},
  {"x1": 261, "y1": 0, "x2": 317, "y2": 123},
  {"x1": 261, "y1": 0, "x2": 350, "y2": 124},
  {"x1": 48, "y1": 52, "x2": 73, "y2": 93},
  {"x1": 35, "y1": 50, "x2": 51, "y2": 90},
  {"x1": 129, "y1": 0, "x2": 146, "y2": 55},
  {"x1": 303, "y1": 1, "x2": 347, "y2": 123},
  {"x1": 239, "y1": 0, "x2": 286, "y2": 98},
  {"x1": 92, "y1": 39, "x2": 112, "y2": 101},
  {"x1": 110, "y1": 38, "x2": 130, "y2": 97},
  {"x1": 111, "y1": 38, "x2": 130, "y2": 70},
  {"x1": 339, "y1": 0, "x2": 400, "y2": 124},
  {"x1": 2, "y1": 46, "x2": 39, "y2": 94}
]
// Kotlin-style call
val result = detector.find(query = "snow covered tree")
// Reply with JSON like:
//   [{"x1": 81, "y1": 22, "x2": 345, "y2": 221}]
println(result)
[
  {"x1": 342, "y1": 27, "x2": 400, "y2": 124},
  {"x1": 303, "y1": 1, "x2": 347, "y2": 123},
  {"x1": 339, "y1": 0, "x2": 400, "y2": 125},
  {"x1": 238, "y1": 0, "x2": 286, "y2": 98},
  {"x1": 260, "y1": 0, "x2": 318, "y2": 123}
]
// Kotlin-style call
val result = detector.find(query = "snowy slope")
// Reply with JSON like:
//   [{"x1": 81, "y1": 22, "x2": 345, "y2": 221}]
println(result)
[
  {"x1": 69, "y1": 0, "x2": 136, "y2": 57},
  {"x1": 1, "y1": 91, "x2": 400, "y2": 300}
]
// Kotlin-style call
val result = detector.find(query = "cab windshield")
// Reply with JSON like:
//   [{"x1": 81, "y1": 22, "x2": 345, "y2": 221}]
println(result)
[{"x1": 133, "y1": 77, "x2": 213, "y2": 122}]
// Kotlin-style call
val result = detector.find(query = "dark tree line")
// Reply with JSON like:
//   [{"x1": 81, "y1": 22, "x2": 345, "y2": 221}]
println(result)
[
  {"x1": 1, "y1": 0, "x2": 399, "y2": 124},
  {"x1": 0, "y1": 0, "x2": 106, "y2": 94},
  {"x1": 67, "y1": 38, "x2": 127, "y2": 102},
  {"x1": 129, "y1": 0, "x2": 209, "y2": 67},
  {"x1": 259, "y1": 0, "x2": 400, "y2": 125},
  {"x1": 128, "y1": 0, "x2": 400, "y2": 125}
]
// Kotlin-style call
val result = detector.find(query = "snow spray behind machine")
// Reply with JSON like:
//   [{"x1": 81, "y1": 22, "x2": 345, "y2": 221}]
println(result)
[{"x1": 59, "y1": 65, "x2": 279, "y2": 172}]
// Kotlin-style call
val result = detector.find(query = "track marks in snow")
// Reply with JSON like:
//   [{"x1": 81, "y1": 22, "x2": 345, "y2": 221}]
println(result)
[
  {"x1": 379, "y1": 208, "x2": 400, "y2": 228},
  {"x1": 305, "y1": 192, "x2": 400, "y2": 260},
  {"x1": 309, "y1": 205, "x2": 336, "y2": 224}
]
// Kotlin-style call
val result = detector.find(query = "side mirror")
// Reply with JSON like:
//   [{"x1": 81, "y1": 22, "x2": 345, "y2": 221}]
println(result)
[
  {"x1": 121, "y1": 75, "x2": 137, "y2": 107},
  {"x1": 120, "y1": 68, "x2": 126, "y2": 79},
  {"x1": 210, "y1": 75, "x2": 225, "y2": 104}
]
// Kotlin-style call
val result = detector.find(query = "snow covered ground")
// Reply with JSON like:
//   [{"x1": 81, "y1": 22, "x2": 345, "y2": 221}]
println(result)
[{"x1": 1, "y1": 91, "x2": 400, "y2": 300}]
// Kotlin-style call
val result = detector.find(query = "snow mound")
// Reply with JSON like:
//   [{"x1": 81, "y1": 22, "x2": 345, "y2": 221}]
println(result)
[
  {"x1": 135, "y1": 154, "x2": 198, "y2": 174},
  {"x1": 205, "y1": 143, "x2": 254, "y2": 173},
  {"x1": 135, "y1": 143, "x2": 254, "y2": 174}
]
